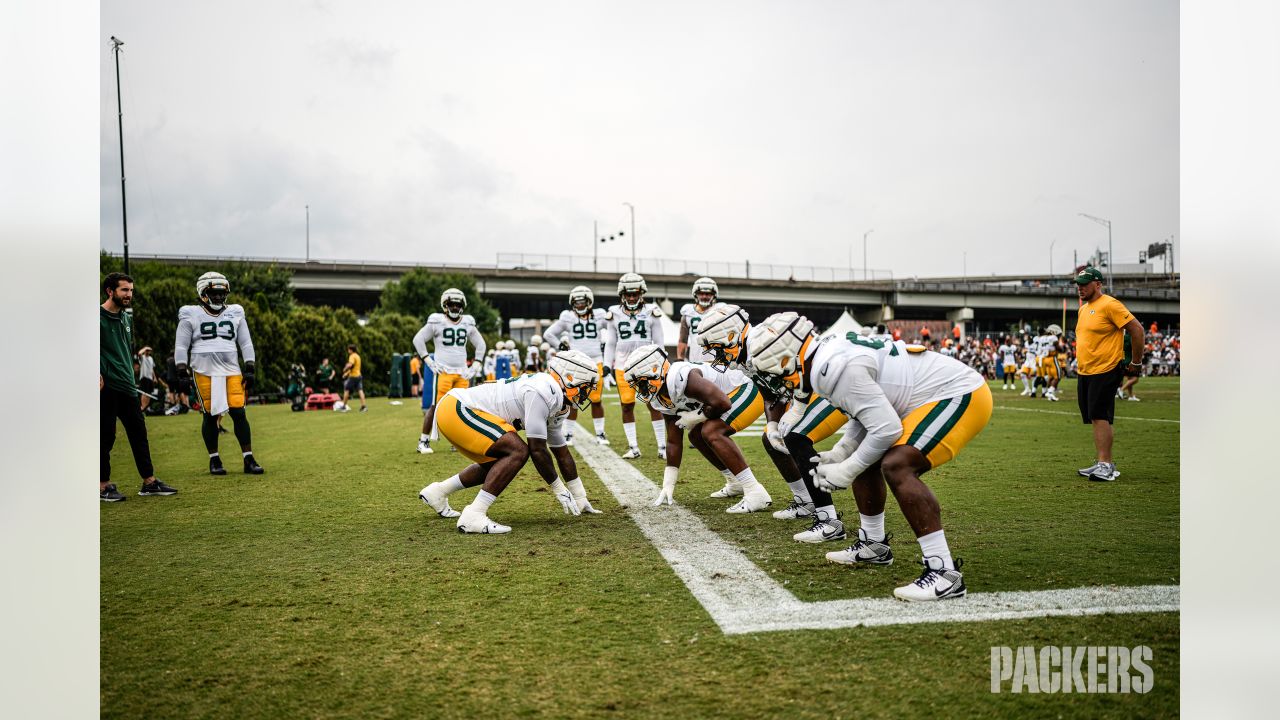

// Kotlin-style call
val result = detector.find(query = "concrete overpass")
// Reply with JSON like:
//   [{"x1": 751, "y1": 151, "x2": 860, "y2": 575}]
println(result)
[{"x1": 130, "y1": 253, "x2": 1180, "y2": 333}]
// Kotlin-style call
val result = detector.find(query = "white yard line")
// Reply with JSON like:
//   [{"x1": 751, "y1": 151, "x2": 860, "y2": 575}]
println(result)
[
  {"x1": 994, "y1": 405, "x2": 1180, "y2": 424},
  {"x1": 572, "y1": 425, "x2": 1179, "y2": 635}
]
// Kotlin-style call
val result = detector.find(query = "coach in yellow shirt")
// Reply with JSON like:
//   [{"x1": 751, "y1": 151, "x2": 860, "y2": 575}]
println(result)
[
  {"x1": 1073, "y1": 266, "x2": 1144, "y2": 482},
  {"x1": 341, "y1": 343, "x2": 367, "y2": 413}
]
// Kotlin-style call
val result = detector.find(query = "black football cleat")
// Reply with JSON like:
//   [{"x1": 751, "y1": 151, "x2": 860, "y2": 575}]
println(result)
[
  {"x1": 209, "y1": 455, "x2": 227, "y2": 476},
  {"x1": 243, "y1": 455, "x2": 265, "y2": 475}
]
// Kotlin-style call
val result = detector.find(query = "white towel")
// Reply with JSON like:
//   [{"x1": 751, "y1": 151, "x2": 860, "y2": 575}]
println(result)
[{"x1": 210, "y1": 375, "x2": 230, "y2": 416}]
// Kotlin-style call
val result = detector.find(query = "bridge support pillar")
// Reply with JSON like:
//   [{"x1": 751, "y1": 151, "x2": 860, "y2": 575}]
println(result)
[{"x1": 854, "y1": 305, "x2": 894, "y2": 325}]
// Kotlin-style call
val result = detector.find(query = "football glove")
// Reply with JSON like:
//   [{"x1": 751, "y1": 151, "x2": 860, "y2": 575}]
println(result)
[
  {"x1": 549, "y1": 479, "x2": 581, "y2": 516},
  {"x1": 653, "y1": 466, "x2": 678, "y2": 506},
  {"x1": 243, "y1": 361, "x2": 255, "y2": 390},
  {"x1": 765, "y1": 421, "x2": 789, "y2": 454},
  {"x1": 815, "y1": 445, "x2": 854, "y2": 466},
  {"x1": 424, "y1": 356, "x2": 443, "y2": 375},
  {"x1": 812, "y1": 460, "x2": 858, "y2": 492},
  {"x1": 675, "y1": 409, "x2": 707, "y2": 430},
  {"x1": 565, "y1": 478, "x2": 603, "y2": 514},
  {"x1": 601, "y1": 365, "x2": 612, "y2": 379}
]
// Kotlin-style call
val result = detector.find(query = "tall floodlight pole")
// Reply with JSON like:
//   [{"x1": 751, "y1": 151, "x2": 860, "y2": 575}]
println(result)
[
  {"x1": 593, "y1": 220, "x2": 598, "y2": 274},
  {"x1": 111, "y1": 36, "x2": 130, "y2": 274},
  {"x1": 862, "y1": 229, "x2": 874, "y2": 281},
  {"x1": 1078, "y1": 213, "x2": 1113, "y2": 293},
  {"x1": 305, "y1": 205, "x2": 310, "y2": 261},
  {"x1": 1049, "y1": 238, "x2": 1057, "y2": 277},
  {"x1": 622, "y1": 202, "x2": 636, "y2": 272}
]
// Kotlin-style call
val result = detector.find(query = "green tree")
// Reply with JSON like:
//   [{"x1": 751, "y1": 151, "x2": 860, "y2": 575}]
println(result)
[{"x1": 378, "y1": 267, "x2": 500, "y2": 333}]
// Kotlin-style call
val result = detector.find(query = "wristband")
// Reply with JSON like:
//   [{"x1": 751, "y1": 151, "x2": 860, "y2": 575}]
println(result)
[{"x1": 565, "y1": 477, "x2": 587, "y2": 500}]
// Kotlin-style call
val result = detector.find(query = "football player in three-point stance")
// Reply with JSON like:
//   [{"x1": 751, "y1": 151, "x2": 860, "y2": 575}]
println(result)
[
  {"x1": 417, "y1": 350, "x2": 604, "y2": 534},
  {"x1": 602, "y1": 273, "x2": 668, "y2": 460},
  {"x1": 623, "y1": 344, "x2": 772, "y2": 513},
  {"x1": 677, "y1": 277, "x2": 724, "y2": 363},
  {"x1": 697, "y1": 304, "x2": 852, "y2": 543},
  {"x1": 543, "y1": 286, "x2": 610, "y2": 447},
  {"x1": 746, "y1": 312, "x2": 992, "y2": 601},
  {"x1": 414, "y1": 288, "x2": 487, "y2": 454},
  {"x1": 174, "y1": 271, "x2": 265, "y2": 476}
]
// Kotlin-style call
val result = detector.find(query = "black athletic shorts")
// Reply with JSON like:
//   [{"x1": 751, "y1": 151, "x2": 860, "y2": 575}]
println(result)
[
  {"x1": 344, "y1": 377, "x2": 363, "y2": 392},
  {"x1": 1077, "y1": 363, "x2": 1125, "y2": 424}
]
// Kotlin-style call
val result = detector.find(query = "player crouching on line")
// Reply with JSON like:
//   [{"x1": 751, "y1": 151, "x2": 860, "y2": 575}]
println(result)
[
  {"x1": 745, "y1": 312, "x2": 992, "y2": 601},
  {"x1": 622, "y1": 344, "x2": 772, "y2": 514},
  {"x1": 418, "y1": 349, "x2": 604, "y2": 534},
  {"x1": 698, "y1": 305, "x2": 852, "y2": 544}
]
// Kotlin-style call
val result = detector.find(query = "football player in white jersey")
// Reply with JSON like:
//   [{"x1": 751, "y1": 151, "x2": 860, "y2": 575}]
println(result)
[
  {"x1": 417, "y1": 350, "x2": 604, "y2": 534},
  {"x1": 544, "y1": 286, "x2": 611, "y2": 446},
  {"x1": 414, "y1": 289, "x2": 487, "y2": 454},
  {"x1": 174, "y1": 271, "x2": 265, "y2": 476},
  {"x1": 623, "y1": 344, "x2": 773, "y2": 514},
  {"x1": 746, "y1": 312, "x2": 993, "y2": 601},
  {"x1": 602, "y1": 273, "x2": 668, "y2": 460},
  {"x1": 1038, "y1": 324, "x2": 1065, "y2": 401},
  {"x1": 997, "y1": 336, "x2": 1018, "y2": 390},
  {"x1": 677, "y1": 277, "x2": 724, "y2": 363},
  {"x1": 698, "y1": 304, "x2": 854, "y2": 543},
  {"x1": 524, "y1": 335, "x2": 544, "y2": 373}
]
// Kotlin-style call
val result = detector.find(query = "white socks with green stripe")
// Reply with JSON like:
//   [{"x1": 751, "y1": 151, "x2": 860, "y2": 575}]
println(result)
[
  {"x1": 917, "y1": 529, "x2": 954, "y2": 570},
  {"x1": 859, "y1": 512, "x2": 885, "y2": 542},
  {"x1": 652, "y1": 420, "x2": 666, "y2": 447},
  {"x1": 623, "y1": 422, "x2": 638, "y2": 448},
  {"x1": 593, "y1": 417, "x2": 606, "y2": 435}
]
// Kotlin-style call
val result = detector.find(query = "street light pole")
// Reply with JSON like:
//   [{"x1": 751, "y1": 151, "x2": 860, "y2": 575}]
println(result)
[
  {"x1": 1049, "y1": 238, "x2": 1056, "y2": 277},
  {"x1": 863, "y1": 229, "x2": 874, "y2": 281},
  {"x1": 305, "y1": 204, "x2": 310, "y2": 261},
  {"x1": 593, "y1": 220, "x2": 598, "y2": 274},
  {"x1": 622, "y1": 202, "x2": 636, "y2": 272},
  {"x1": 1078, "y1": 212, "x2": 1113, "y2": 293},
  {"x1": 111, "y1": 36, "x2": 130, "y2": 274}
]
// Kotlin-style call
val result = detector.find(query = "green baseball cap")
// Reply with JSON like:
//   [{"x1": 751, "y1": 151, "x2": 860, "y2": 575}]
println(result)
[{"x1": 1074, "y1": 266, "x2": 1104, "y2": 285}]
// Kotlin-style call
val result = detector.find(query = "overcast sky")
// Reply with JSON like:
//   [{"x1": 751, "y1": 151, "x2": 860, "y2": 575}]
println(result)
[{"x1": 100, "y1": 0, "x2": 1177, "y2": 278}]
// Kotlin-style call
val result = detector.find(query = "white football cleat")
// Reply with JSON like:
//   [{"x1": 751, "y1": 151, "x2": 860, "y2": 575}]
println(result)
[
  {"x1": 621, "y1": 446, "x2": 642, "y2": 460},
  {"x1": 793, "y1": 511, "x2": 846, "y2": 543},
  {"x1": 565, "y1": 435, "x2": 575, "y2": 446},
  {"x1": 657, "y1": 446, "x2": 667, "y2": 461},
  {"x1": 416, "y1": 440, "x2": 434, "y2": 454},
  {"x1": 419, "y1": 483, "x2": 461, "y2": 518},
  {"x1": 595, "y1": 433, "x2": 610, "y2": 446},
  {"x1": 709, "y1": 481, "x2": 744, "y2": 499},
  {"x1": 1126, "y1": 396, "x2": 1141, "y2": 402},
  {"x1": 893, "y1": 556, "x2": 966, "y2": 601},
  {"x1": 725, "y1": 488, "x2": 771, "y2": 514},
  {"x1": 456, "y1": 510, "x2": 511, "y2": 534},
  {"x1": 772, "y1": 496, "x2": 815, "y2": 520},
  {"x1": 826, "y1": 529, "x2": 894, "y2": 566}
]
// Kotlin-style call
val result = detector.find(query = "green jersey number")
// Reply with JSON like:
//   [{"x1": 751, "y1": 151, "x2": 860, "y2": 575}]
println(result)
[
  {"x1": 845, "y1": 332, "x2": 897, "y2": 356},
  {"x1": 572, "y1": 321, "x2": 598, "y2": 340},
  {"x1": 688, "y1": 316, "x2": 702, "y2": 334},
  {"x1": 616, "y1": 319, "x2": 648, "y2": 341},
  {"x1": 199, "y1": 320, "x2": 236, "y2": 341},
  {"x1": 440, "y1": 327, "x2": 469, "y2": 346}
]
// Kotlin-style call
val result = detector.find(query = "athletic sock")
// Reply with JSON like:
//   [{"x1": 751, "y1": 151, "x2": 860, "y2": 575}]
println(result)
[
  {"x1": 623, "y1": 422, "x2": 638, "y2": 448},
  {"x1": 859, "y1": 512, "x2": 886, "y2": 541},
  {"x1": 470, "y1": 490, "x2": 497, "y2": 514},
  {"x1": 917, "y1": 529, "x2": 954, "y2": 570},
  {"x1": 439, "y1": 475, "x2": 465, "y2": 495},
  {"x1": 420, "y1": 433, "x2": 430, "y2": 443},
  {"x1": 733, "y1": 467, "x2": 763, "y2": 493},
  {"x1": 786, "y1": 480, "x2": 814, "y2": 505},
  {"x1": 209, "y1": 452, "x2": 220, "y2": 459},
  {"x1": 593, "y1": 417, "x2": 606, "y2": 435},
  {"x1": 721, "y1": 468, "x2": 736, "y2": 485},
  {"x1": 242, "y1": 451, "x2": 252, "y2": 458},
  {"x1": 652, "y1": 419, "x2": 666, "y2": 447},
  {"x1": 816, "y1": 504, "x2": 838, "y2": 522}
]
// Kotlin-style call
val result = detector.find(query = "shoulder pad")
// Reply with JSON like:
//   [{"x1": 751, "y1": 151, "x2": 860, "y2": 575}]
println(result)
[
  {"x1": 426, "y1": 312, "x2": 444, "y2": 324},
  {"x1": 649, "y1": 304, "x2": 664, "y2": 318},
  {"x1": 559, "y1": 309, "x2": 575, "y2": 321},
  {"x1": 679, "y1": 303, "x2": 695, "y2": 316},
  {"x1": 226, "y1": 303, "x2": 245, "y2": 314},
  {"x1": 462, "y1": 314, "x2": 477, "y2": 326},
  {"x1": 603, "y1": 310, "x2": 614, "y2": 321},
  {"x1": 178, "y1": 305, "x2": 199, "y2": 318}
]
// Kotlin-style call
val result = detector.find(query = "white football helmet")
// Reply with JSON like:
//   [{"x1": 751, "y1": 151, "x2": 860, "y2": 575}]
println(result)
[
  {"x1": 744, "y1": 312, "x2": 816, "y2": 399},
  {"x1": 1046, "y1": 324, "x2": 1063, "y2": 336},
  {"x1": 617, "y1": 272, "x2": 647, "y2": 312},
  {"x1": 697, "y1": 304, "x2": 751, "y2": 371},
  {"x1": 622, "y1": 344, "x2": 671, "y2": 408},
  {"x1": 692, "y1": 277, "x2": 718, "y2": 308},
  {"x1": 531, "y1": 334, "x2": 543, "y2": 346},
  {"x1": 548, "y1": 349, "x2": 600, "y2": 410},
  {"x1": 196, "y1": 271, "x2": 231, "y2": 310},
  {"x1": 440, "y1": 288, "x2": 467, "y2": 319},
  {"x1": 540, "y1": 342, "x2": 551, "y2": 353},
  {"x1": 569, "y1": 285, "x2": 594, "y2": 314},
  {"x1": 503, "y1": 340, "x2": 515, "y2": 351}
]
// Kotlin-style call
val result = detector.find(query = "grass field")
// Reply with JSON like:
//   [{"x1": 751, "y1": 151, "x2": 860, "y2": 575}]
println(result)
[{"x1": 102, "y1": 377, "x2": 1179, "y2": 718}]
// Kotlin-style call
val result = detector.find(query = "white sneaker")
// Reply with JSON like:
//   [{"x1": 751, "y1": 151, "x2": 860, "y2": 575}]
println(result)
[
  {"x1": 456, "y1": 509, "x2": 511, "y2": 534},
  {"x1": 417, "y1": 440, "x2": 434, "y2": 454},
  {"x1": 418, "y1": 483, "x2": 461, "y2": 518},
  {"x1": 793, "y1": 511, "x2": 846, "y2": 543},
  {"x1": 1088, "y1": 462, "x2": 1121, "y2": 482},
  {"x1": 657, "y1": 446, "x2": 667, "y2": 461},
  {"x1": 826, "y1": 529, "x2": 894, "y2": 566},
  {"x1": 1127, "y1": 396, "x2": 1141, "y2": 402},
  {"x1": 565, "y1": 435, "x2": 575, "y2": 446},
  {"x1": 596, "y1": 433, "x2": 610, "y2": 446},
  {"x1": 709, "y1": 481, "x2": 744, "y2": 498},
  {"x1": 894, "y1": 556, "x2": 966, "y2": 601},
  {"x1": 1116, "y1": 389, "x2": 1125, "y2": 398},
  {"x1": 1019, "y1": 389, "x2": 1031, "y2": 397},
  {"x1": 1046, "y1": 392, "x2": 1059, "y2": 402},
  {"x1": 621, "y1": 446, "x2": 642, "y2": 459},
  {"x1": 726, "y1": 488, "x2": 771, "y2": 514},
  {"x1": 1077, "y1": 461, "x2": 1104, "y2": 477},
  {"x1": 772, "y1": 496, "x2": 815, "y2": 519}
]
